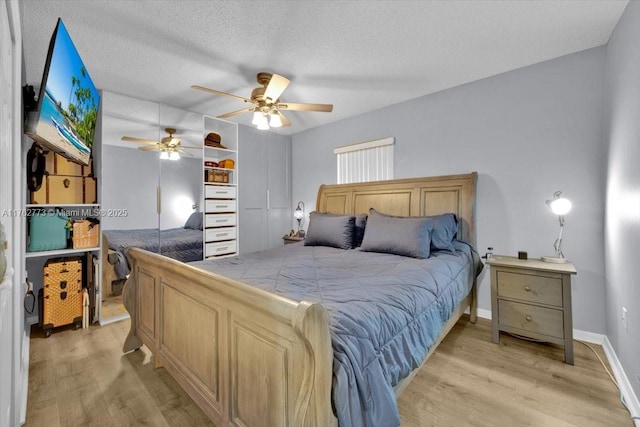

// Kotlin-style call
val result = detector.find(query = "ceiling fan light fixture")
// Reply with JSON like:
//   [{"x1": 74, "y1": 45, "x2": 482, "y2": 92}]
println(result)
[
  {"x1": 251, "y1": 110, "x2": 263, "y2": 125},
  {"x1": 269, "y1": 112, "x2": 282, "y2": 128},
  {"x1": 256, "y1": 117, "x2": 270, "y2": 130},
  {"x1": 169, "y1": 151, "x2": 180, "y2": 161},
  {"x1": 159, "y1": 151, "x2": 169, "y2": 160}
]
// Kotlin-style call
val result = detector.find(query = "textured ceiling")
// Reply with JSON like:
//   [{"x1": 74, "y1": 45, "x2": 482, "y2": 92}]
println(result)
[{"x1": 20, "y1": 0, "x2": 628, "y2": 136}]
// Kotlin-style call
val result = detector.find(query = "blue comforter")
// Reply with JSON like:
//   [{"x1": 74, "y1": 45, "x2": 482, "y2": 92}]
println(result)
[
  {"x1": 105, "y1": 227, "x2": 203, "y2": 277},
  {"x1": 190, "y1": 240, "x2": 481, "y2": 427}
]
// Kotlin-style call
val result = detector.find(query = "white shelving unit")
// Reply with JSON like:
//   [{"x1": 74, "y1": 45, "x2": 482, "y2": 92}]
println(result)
[{"x1": 203, "y1": 116, "x2": 238, "y2": 258}]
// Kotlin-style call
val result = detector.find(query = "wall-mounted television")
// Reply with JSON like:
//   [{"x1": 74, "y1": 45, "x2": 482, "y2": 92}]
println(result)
[{"x1": 25, "y1": 18, "x2": 100, "y2": 166}]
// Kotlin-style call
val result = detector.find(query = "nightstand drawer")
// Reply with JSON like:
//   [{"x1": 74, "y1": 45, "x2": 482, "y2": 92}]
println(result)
[
  {"x1": 498, "y1": 300, "x2": 564, "y2": 339},
  {"x1": 497, "y1": 271, "x2": 563, "y2": 307}
]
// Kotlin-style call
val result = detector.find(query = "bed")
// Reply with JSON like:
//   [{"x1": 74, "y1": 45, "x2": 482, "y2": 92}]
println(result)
[
  {"x1": 101, "y1": 216, "x2": 203, "y2": 300},
  {"x1": 122, "y1": 172, "x2": 479, "y2": 427}
]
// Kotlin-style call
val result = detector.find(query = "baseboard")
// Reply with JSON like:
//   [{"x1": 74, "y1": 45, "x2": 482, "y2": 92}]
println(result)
[
  {"x1": 474, "y1": 309, "x2": 638, "y2": 423},
  {"x1": 476, "y1": 308, "x2": 491, "y2": 320},
  {"x1": 601, "y1": 336, "x2": 640, "y2": 424},
  {"x1": 573, "y1": 329, "x2": 605, "y2": 345}
]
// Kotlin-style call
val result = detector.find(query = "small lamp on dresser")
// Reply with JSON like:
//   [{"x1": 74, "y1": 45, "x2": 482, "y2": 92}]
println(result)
[
  {"x1": 542, "y1": 191, "x2": 572, "y2": 264},
  {"x1": 294, "y1": 201, "x2": 305, "y2": 233}
]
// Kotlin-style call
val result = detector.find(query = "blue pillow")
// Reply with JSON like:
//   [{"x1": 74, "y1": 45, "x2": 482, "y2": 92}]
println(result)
[
  {"x1": 371, "y1": 209, "x2": 457, "y2": 252},
  {"x1": 427, "y1": 213, "x2": 458, "y2": 252},
  {"x1": 359, "y1": 209, "x2": 433, "y2": 258},
  {"x1": 184, "y1": 212, "x2": 203, "y2": 230},
  {"x1": 304, "y1": 212, "x2": 356, "y2": 249}
]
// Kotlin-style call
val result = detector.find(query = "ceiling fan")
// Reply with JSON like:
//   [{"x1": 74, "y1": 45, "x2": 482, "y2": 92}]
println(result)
[
  {"x1": 121, "y1": 128, "x2": 200, "y2": 160},
  {"x1": 192, "y1": 72, "x2": 333, "y2": 130}
]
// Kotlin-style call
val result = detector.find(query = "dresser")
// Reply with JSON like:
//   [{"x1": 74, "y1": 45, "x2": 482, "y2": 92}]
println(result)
[{"x1": 487, "y1": 256, "x2": 577, "y2": 364}]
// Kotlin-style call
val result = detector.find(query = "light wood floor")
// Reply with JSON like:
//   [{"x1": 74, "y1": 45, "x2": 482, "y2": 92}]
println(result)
[{"x1": 24, "y1": 316, "x2": 632, "y2": 426}]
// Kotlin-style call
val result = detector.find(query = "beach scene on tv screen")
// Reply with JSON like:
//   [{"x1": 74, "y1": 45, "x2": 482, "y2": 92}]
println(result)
[{"x1": 35, "y1": 20, "x2": 99, "y2": 166}]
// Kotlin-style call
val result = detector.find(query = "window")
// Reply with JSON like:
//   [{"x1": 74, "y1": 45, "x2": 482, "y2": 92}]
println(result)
[{"x1": 334, "y1": 137, "x2": 394, "y2": 184}]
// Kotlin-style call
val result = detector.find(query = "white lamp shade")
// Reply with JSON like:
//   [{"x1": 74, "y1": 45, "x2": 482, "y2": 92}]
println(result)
[
  {"x1": 269, "y1": 113, "x2": 282, "y2": 128},
  {"x1": 549, "y1": 198, "x2": 572, "y2": 215},
  {"x1": 256, "y1": 115, "x2": 270, "y2": 130},
  {"x1": 294, "y1": 209, "x2": 304, "y2": 220},
  {"x1": 169, "y1": 151, "x2": 180, "y2": 161},
  {"x1": 159, "y1": 151, "x2": 169, "y2": 160},
  {"x1": 251, "y1": 111, "x2": 263, "y2": 125}
]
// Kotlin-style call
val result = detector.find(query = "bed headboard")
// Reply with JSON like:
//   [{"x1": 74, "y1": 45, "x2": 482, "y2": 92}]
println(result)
[{"x1": 315, "y1": 172, "x2": 478, "y2": 246}]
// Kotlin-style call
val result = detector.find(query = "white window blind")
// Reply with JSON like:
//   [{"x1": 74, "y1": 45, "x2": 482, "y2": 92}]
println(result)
[{"x1": 334, "y1": 137, "x2": 394, "y2": 184}]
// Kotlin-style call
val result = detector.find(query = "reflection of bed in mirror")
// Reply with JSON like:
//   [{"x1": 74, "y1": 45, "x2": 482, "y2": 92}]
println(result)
[
  {"x1": 99, "y1": 92, "x2": 206, "y2": 321},
  {"x1": 101, "y1": 213, "x2": 203, "y2": 301},
  {"x1": 123, "y1": 173, "x2": 480, "y2": 427}
]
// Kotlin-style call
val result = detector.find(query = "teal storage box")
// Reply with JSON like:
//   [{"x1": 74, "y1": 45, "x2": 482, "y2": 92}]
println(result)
[{"x1": 28, "y1": 210, "x2": 69, "y2": 252}]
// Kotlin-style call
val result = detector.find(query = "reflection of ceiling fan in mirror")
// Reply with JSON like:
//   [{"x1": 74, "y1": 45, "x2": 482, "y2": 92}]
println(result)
[
  {"x1": 192, "y1": 72, "x2": 333, "y2": 130},
  {"x1": 121, "y1": 128, "x2": 200, "y2": 160}
]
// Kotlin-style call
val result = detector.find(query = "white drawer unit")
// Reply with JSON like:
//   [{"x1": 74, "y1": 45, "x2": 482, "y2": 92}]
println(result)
[
  {"x1": 205, "y1": 227, "x2": 237, "y2": 242},
  {"x1": 203, "y1": 116, "x2": 239, "y2": 257},
  {"x1": 205, "y1": 240, "x2": 237, "y2": 257},
  {"x1": 205, "y1": 199, "x2": 237, "y2": 213},
  {"x1": 205, "y1": 213, "x2": 237, "y2": 228},
  {"x1": 205, "y1": 185, "x2": 237, "y2": 199}
]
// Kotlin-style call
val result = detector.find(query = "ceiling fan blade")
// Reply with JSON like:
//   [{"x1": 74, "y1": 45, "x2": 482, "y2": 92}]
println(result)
[
  {"x1": 122, "y1": 136, "x2": 158, "y2": 144},
  {"x1": 191, "y1": 85, "x2": 253, "y2": 104},
  {"x1": 277, "y1": 102, "x2": 333, "y2": 112},
  {"x1": 217, "y1": 107, "x2": 254, "y2": 119},
  {"x1": 277, "y1": 111, "x2": 291, "y2": 127},
  {"x1": 263, "y1": 74, "x2": 290, "y2": 103},
  {"x1": 138, "y1": 145, "x2": 160, "y2": 151}
]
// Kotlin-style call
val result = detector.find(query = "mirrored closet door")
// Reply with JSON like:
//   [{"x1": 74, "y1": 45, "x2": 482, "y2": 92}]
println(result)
[{"x1": 100, "y1": 91, "x2": 203, "y2": 323}]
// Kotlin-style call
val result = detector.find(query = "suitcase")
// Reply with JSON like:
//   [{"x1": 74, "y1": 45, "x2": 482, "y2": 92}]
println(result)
[
  {"x1": 27, "y1": 210, "x2": 70, "y2": 252},
  {"x1": 29, "y1": 175, "x2": 97, "y2": 204},
  {"x1": 40, "y1": 257, "x2": 84, "y2": 336},
  {"x1": 44, "y1": 151, "x2": 93, "y2": 177}
]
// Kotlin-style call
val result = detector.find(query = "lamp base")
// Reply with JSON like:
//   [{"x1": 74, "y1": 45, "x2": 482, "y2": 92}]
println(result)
[{"x1": 541, "y1": 256, "x2": 569, "y2": 264}]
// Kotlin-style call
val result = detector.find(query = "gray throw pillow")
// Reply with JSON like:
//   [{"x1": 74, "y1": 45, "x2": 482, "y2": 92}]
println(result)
[
  {"x1": 304, "y1": 212, "x2": 356, "y2": 249},
  {"x1": 184, "y1": 212, "x2": 203, "y2": 230},
  {"x1": 359, "y1": 209, "x2": 433, "y2": 258},
  {"x1": 371, "y1": 209, "x2": 457, "y2": 252},
  {"x1": 426, "y1": 213, "x2": 458, "y2": 252}
]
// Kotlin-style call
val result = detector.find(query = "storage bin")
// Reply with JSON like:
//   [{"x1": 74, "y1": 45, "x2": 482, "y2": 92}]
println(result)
[
  {"x1": 41, "y1": 257, "x2": 84, "y2": 336},
  {"x1": 28, "y1": 210, "x2": 69, "y2": 252},
  {"x1": 72, "y1": 220, "x2": 100, "y2": 249}
]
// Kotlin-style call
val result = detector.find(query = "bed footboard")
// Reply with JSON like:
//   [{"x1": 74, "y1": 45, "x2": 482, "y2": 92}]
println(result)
[{"x1": 122, "y1": 248, "x2": 337, "y2": 427}]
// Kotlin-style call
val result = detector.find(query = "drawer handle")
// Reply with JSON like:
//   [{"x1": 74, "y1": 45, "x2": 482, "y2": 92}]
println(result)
[
  {"x1": 215, "y1": 219, "x2": 227, "y2": 223},
  {"x1": 216, "y1": 246, "x2": 229, "y2": 252},
  {"x1": 525, "y1": 315, "x2": 533, "y2": 322},
  {"x1": 524, "y1": 285, "x2": 531, "y2": 292}
]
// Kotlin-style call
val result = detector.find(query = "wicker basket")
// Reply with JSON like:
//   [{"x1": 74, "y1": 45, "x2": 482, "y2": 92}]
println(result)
[
  {"x1": 72, "y1": 220, "x2": 100, "y2": 249},
  {"x1": 205, "y1": 169, "x2": 230, "y2": 183},
  {"x1": 42, "y1": 258, "x2": 83, "y2": 329}
]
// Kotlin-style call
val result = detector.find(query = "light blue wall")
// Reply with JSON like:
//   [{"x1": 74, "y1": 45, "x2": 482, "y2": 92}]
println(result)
[
  {"x1": 292, "y1": 47, "x2": 608, "y2": 334},
  {"x1": 603, "y1": 1, "x2": 640, "y2": 399}
]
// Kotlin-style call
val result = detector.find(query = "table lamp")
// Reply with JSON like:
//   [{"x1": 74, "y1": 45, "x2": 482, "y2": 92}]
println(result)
[{"x1": 541, "y1": 191, "x2": 572, "y2": 263}]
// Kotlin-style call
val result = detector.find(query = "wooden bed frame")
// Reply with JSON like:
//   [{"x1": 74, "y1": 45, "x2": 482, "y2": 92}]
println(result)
[{"x1": 122, "y1": 172, "x2": 478, "y2": 427}]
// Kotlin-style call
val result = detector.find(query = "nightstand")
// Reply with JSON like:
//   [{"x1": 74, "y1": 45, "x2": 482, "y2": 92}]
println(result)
[
  {"x1": 487, "y1": 256, "x2": 577, "y2": 364},
  {"x1": 283, "y1": 236, "x2": 304, "y2": 245}
]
